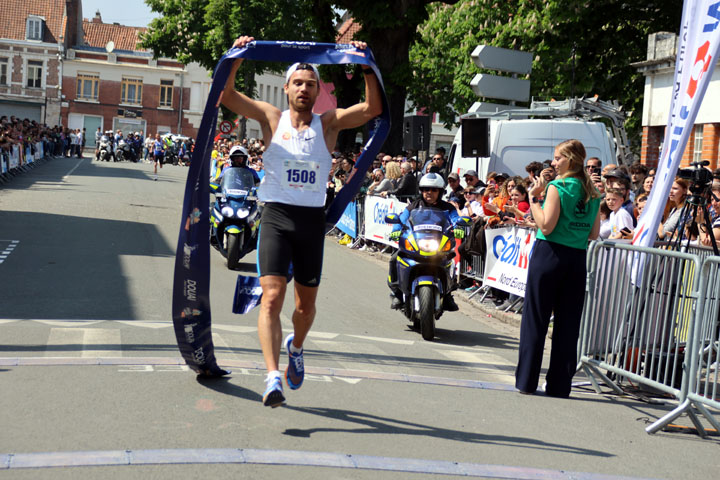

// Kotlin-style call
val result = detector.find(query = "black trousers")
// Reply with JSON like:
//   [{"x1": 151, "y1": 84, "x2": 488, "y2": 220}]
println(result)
[{"x1": 515, "y1": 239, "x2": 587, "y2": 397}]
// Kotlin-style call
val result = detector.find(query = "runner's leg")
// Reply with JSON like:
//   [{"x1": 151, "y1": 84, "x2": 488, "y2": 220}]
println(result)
[
  {"x1": 258, "y1": 275, "x2": 288, "y2": 372},
  {"x1": 291, "y1": 283, "x2": 318, "y2": 348}
]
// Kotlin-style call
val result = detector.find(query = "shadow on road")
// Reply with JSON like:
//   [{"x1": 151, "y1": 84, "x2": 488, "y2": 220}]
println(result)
[
  {"x1": 0, "y1": 210, "x2": 173, "y2": 320},
  {"x1": 282, "y1": 405, "x2": 614, "y2": 457},
  {"x1": 196, "y1": 375, "x2": 262, "y2": 403}
]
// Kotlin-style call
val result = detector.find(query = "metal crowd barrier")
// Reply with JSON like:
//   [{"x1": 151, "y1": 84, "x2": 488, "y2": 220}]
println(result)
[
  {"x1": 579, "y1": 240, "x2": 719, "y2": 437},
  {"x1": 646, "y1": 255, "x2": 720, "y2": 437}
]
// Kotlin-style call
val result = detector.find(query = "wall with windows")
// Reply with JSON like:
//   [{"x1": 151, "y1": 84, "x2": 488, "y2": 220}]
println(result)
[
  {"x1": 635, "y1": 32, "x2": 720, "y2": 169},
  {"x1": 0, "y1": 41, "x2": 63, "y2": 124},
  {"x1": 61, "y1": 50, "x2": 212, "y2": 140}
]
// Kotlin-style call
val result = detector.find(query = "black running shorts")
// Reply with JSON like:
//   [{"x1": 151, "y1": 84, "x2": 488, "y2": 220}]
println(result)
[{"x1": 257, "y1": 202, "x2": 326, "y2": 287}]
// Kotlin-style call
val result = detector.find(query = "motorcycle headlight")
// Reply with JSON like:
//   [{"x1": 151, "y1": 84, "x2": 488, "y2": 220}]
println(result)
[
  {"x1": 417, "y1": 238, "x2": 440, "y2": 253},
  {"x1": 221, "y1": 206, "x2": 234, "y2": 217},
  {"x1": 236, "y1": 208, "x2": 250, "y2": 219}
]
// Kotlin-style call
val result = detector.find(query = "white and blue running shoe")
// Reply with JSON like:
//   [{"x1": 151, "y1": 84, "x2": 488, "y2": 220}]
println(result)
[{"x1": 284, "y1": 334, "x2": 305, "y2": 390}]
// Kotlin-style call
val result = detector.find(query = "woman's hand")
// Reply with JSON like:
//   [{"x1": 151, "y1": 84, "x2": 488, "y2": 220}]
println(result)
[{"x1": 529, "y1": 175, "x2": 547, "y2": 199}]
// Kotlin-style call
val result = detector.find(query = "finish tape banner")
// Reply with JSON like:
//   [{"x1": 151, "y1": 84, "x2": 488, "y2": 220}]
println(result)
[
  {"x1": 633, "y1": 0, "x2": 720, "y2": 249},
  {"x1": 483, "y1": 226, "x2": 536, "y2": 297},
  {"x1": 171, "y1": 41, "x2": 390, "y2": 376}
]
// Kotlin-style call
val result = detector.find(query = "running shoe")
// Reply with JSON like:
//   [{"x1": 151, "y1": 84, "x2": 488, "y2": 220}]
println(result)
[
  {"x1": 262, "y1": 375, "x2": 286, "y2": 408},
  {"x1": 284, "y1": 334, "x2": 305, "y2": 390}
]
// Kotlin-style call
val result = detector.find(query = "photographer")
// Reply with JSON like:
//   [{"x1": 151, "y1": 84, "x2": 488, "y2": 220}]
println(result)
[{"x1": 699, "y1": 185, "x2": 720, "y2": 246}]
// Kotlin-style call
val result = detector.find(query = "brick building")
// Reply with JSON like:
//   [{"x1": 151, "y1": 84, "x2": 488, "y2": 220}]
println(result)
[
  {"x1": 61, "y1": 9, "x2": 211, "y2": 147},
  {"x1": 633, "y1": 32, "x2": 720, "y2": 170},
  {"x1": 0, "y1": 0, "x2": 81, "y2": 124}
]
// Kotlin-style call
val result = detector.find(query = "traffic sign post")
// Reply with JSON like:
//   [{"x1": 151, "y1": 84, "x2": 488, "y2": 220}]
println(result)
[
  {"x1": 219, "y1": 121, "x2": 233, "y2": 135},
  {"x1": 471, "y1": 45, "x2": 533, "y2": 75},
  {"x1": 469, "y1": 45, "x2": 533, "y2": 105},
  {"x1": 471, "y1": 74, "x2": 531, "y2": 103}
]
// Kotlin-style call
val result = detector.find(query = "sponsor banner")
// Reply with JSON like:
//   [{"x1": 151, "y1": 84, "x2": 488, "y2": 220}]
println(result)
[
  {"x1": 336, "y1": 200, "x2": 357, "y2": 238},
  {"x1": 35, "y1": 142, "x2": 43, "y2": 160},
  {"x1": 633, "y1": 0, "x2": 720, "y2": 249},
  {"x1": 363, "y1": 195, "x2": 408, "y2": 247},
  {"x1": 483, "y1": 226, "x2": 536, "y2": 297},
  {"x1": 25, "y1": 147, "x2": 33, "y2": 164},
  {"x1": 9, "y1": 145, "x2": 19, "y2": 169}
]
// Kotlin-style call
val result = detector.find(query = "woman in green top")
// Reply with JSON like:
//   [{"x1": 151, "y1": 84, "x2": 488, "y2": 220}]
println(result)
[{"x1": 516, "y1": 139, "x2": 601, "y2": 398}]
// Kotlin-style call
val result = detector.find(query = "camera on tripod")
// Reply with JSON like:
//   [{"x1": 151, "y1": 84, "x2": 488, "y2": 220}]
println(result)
[{"x1": 678, "y1": 160, "x2": 713, "y2": 201}]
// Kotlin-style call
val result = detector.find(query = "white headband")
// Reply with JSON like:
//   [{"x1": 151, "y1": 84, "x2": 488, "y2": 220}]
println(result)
[{"x1": 285, "y1": 62, "x2": 320, "y2": 84}]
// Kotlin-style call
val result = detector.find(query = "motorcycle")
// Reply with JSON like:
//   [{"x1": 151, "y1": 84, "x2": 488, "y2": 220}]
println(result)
[
  {"x1": 96, "y1": 135, "x2": 113, "y2": 162},
  {"x1": 385, "y1": 208, "x2": 470, "y2": 340},
  {"x1": 210, "y1": 167, "x2": 260, "y2": 269},
  {"x1": 115, "y1": 139, "x2": 130, "y2": 162}
]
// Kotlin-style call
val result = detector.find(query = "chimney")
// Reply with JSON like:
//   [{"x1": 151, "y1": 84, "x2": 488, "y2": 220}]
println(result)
[
  {"x1": 64, "y1": 0, "x2": 83, "y2": 48},
  {"x1": 92, "y1": 10, "x2": 102, "y2": 24}
]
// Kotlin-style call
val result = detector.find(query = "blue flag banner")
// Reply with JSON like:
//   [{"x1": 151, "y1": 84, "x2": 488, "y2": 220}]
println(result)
[
  {"x1": 172, "y1": 41, "x2": 390, "y2": 376},
  {"x1": 336, "y1": 200, "x2": 358, "y2": 238}
]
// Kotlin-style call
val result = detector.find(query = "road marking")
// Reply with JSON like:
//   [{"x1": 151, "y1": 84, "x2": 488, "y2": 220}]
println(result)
[
  {"x1": 45, "y1": 328, "x2": 85, "y2": 357},
  {"x1": 62, "y1": 158, "x2": 84, "y2": 181},
  {"x1": 82, "y1": 329, "x2": 122, "y2": 358},
  {"x1": 0, "y1": 240, "x2": 19, "y2": 264},
  {"x1": 346, "y1": 334, "x2": 414, "y2": 345},
  {"x1": 0, "y1": 447, "x2": 637, "y2": 479},
  {"x1": 436, "y1": 350, "x2": 516, "y2": 384},
  {"x1": 36, "y1": 320, "x2": 104, "y2": 327},
  {"x1": 116, "y1": 321, "x2": 172, "y2": 329}
]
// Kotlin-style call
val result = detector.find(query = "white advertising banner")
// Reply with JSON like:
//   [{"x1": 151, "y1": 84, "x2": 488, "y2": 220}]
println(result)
[
  {"x1": 363, "y1": 195, "x2": 408, "y2": 247},
  {"x1": 9, "y1": 145, "x2": 19, "y2": 169},
  {"x1": 483, "y1": 226, "x2": 536, "y2": 297},
  {"x1": 633, "y1": 0, "x2": 720, "y2": 248}
]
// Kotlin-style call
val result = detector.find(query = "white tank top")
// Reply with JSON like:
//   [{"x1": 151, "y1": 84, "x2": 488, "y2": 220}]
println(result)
[{"x1": 258, "y1": 111, "x2": 332, "y2": 207}]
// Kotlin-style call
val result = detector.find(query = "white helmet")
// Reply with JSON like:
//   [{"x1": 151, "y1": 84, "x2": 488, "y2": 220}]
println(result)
[{"x1": 419, "y1": 172, "x2": 445, "y2": 190}]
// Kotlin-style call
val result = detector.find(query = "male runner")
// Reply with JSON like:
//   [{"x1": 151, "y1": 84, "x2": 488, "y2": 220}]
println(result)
[{"x1": 222, "y1": 36, "x2": 382, "y2": 407}]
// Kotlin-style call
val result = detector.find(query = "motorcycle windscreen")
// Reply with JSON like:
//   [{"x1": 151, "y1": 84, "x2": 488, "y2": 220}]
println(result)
[
  {"x1": 221, "y1": 168, "x2": 255, "y2": 197},
  {"x1": 408, "y1": 208, "x2": 450, "y2": 255},
  {"x1": 408, "y1": 208, "x2": 451, "y2": 232}
]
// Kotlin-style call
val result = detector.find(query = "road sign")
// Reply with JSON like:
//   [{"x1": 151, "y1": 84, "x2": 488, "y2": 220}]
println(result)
[
  {"x1": 471, "y1": 74, "x2": 530, "y2": 103},
  {"x1": 219, "y1": 121, "x2": 233, "y2": 134},
  {"x1": 471, "y1": 45, "x2": 533, "y2": 75}
]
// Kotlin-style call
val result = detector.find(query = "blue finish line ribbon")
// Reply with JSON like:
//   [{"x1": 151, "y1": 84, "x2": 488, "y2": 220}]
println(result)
[{"x1": 171, "y1": 41, "x2": 390, "y2": 375}]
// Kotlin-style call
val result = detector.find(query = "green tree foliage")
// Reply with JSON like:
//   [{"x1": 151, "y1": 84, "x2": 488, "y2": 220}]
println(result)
[{"x1": 409, "y1": 0, "x2": 682, "y2": 142}]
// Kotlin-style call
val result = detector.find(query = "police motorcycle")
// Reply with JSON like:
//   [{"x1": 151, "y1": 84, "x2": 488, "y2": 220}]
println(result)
[
  {"x1": 115, "y1": 137, "x2": 133, "y2": 162},
  {"x1": 385, "y1": 176, "x2": 470, "y2": 341},
  {"x1": 209, "y1": 146, "x2": 260, "y2": 269},
  {"x1": 96, "y1": 133, "x2": 113, "y2": 161}
]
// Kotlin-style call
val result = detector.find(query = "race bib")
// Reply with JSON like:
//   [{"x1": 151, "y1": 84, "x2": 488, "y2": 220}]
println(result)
[{"x1": 281, "y1": 159, "x2": 321, "y2": 192}]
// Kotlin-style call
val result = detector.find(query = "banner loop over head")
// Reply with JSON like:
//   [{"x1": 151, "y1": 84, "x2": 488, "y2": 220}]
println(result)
[{"x1": 171, "y1": 41, "x2": 391, "y2": 376}]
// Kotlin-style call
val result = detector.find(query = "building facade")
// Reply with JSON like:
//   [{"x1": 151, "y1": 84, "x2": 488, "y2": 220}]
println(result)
[
  {"x1": 0, "y1": 0, "x2": 81, "y2": 124},
  {"x1": 61, "y1": 10, "x2": 212, "y2": 147},
  {"x1": 634, "y1": 32, "x2": 720, "y2": 169}
]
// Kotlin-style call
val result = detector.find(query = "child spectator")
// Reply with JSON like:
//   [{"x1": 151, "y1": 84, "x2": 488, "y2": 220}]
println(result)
[{"x1": 605, "y1": 187, "x2": 633, "y2": 240}]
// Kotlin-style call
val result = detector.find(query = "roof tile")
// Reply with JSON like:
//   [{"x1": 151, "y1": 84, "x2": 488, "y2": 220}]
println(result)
[
  {"x1": 82, "y1": 21, "x2": 147, "y2": 52},
  {"x1": 0, "y1": 0, "x2": 66, "y2": 43}
]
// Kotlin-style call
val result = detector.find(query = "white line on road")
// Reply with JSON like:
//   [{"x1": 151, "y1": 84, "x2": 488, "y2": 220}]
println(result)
[
  {"x1": 62, "y1": 158, "x2": 84, "y2": 181},
  {"x1": 346, "y1": 334, "x2": 414, "y2": 345},
  {"x1": 82, "y1": 329, "x2": 122, "y2": 357},
  {"x1": 45, "y1": 328, "x2": 84, "y2": 357}
]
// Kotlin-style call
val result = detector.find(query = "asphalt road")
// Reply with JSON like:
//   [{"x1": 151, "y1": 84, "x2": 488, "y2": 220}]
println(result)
[{"x1": 0, "y1": 156, "x2": 718, "y2": 479}]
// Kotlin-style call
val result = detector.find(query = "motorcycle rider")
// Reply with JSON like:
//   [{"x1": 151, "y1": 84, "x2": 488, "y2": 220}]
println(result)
[
  {"x1": 219, "y1": 145, "x2": 261, "y2": 185},
  {"x1": 388, "y1": 172, "x2": 464, "y2": 312}
]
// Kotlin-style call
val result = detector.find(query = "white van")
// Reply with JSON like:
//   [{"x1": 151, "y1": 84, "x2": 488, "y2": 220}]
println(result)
[{"x1": 447, "y1": 99, "x2": 626, "y2": 181}]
